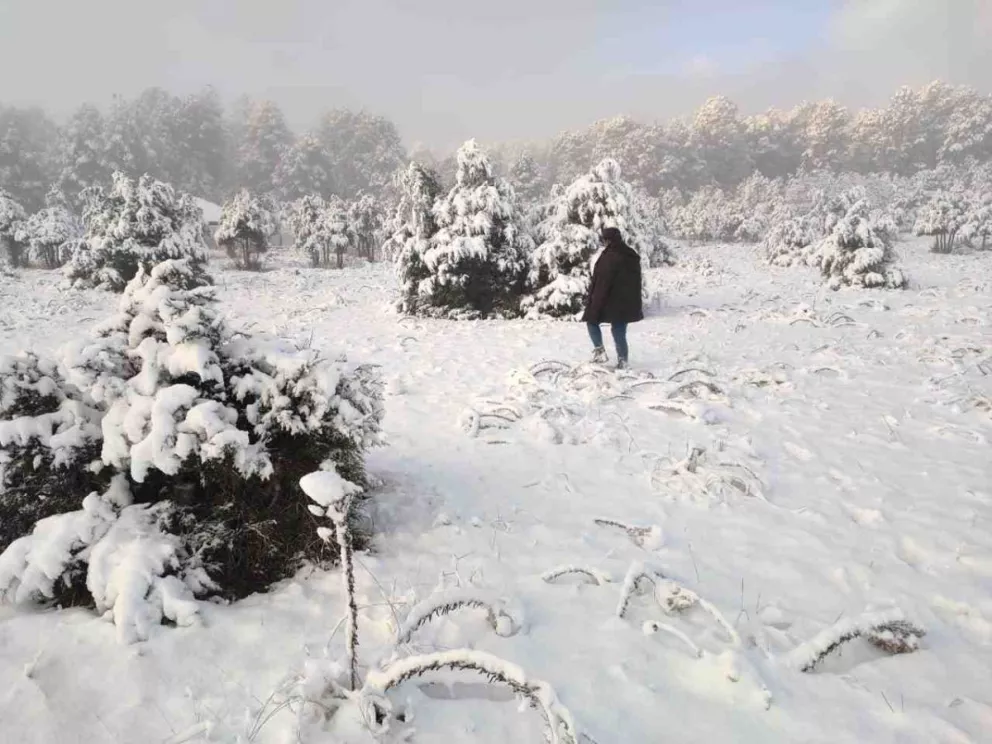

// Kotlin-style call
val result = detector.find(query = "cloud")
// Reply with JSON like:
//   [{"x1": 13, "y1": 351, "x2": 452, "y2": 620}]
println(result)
[
  {"x1": 820, "y1": 0, "x2": 992, "y2": 101},
  {"x1": 0, "y1": 0, "x2": 989, "y2": 149}
]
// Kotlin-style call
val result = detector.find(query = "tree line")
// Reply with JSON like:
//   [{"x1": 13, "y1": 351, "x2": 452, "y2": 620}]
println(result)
[{"x1": 1, "y1": 80, "x2": 991, "y2": 215}]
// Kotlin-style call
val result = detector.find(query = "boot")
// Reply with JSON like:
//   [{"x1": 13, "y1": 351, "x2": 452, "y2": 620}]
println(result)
[{"x1": 591, "y1": 346, "x2": 608, "y2": 364}]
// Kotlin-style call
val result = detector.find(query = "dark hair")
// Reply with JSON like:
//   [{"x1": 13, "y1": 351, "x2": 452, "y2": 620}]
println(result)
[{"x1": 601, "y1": 226, "x2": 623, "y2": 245}]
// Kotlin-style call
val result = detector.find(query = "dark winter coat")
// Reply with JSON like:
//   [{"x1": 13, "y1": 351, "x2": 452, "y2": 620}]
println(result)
[{"x1": 582, "y1": 231, "x2": 643, "y2": 324}]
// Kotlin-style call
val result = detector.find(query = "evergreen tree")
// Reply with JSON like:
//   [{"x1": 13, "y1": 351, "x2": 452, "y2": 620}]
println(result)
[
  {"x1": 102, "y1": 90, "x2": 174, "y2": 182},
  {"x1": 56, "y1": 104, "x2": 112, "y2": 207},
  {"x1": 388, "y1": 162, "x2": 443, "y2": 312},
  {"x1": 236, "y1": 100, "x2": 293, "y2": 195},
  {"x1": 914, "y1": 190, "x2": 969, "y2": 253},
  {"x1": 508, "y1": 153, "x2": 546, "y2": 206},
  {"x1": 13, "y1": 187, "x2": 83, "y2": 269},
  {"x1": 0, "y1": 259, "x2": 383, "y2": 638},
  {"x1": 64, "y1": 172, "x2": 208, "y2": 291},
  {"x1": 417, "y1": 140, "x2": 531, "y2": 319},
  {"x1": 791, "y1": 100, "x2": 851, "y2": 172},
  {"x1": 0, "y1": 189, "x2": 28, "y2": 268},
  {"x1": 743, "y1": 108, "x2": 802, "y2": 179},
  {"x1": 690, "y1": 96, "x2": 752, "y2": 187},
  {"x1": 811, "y1": 197, "x2": 907, "y2": 290},
  {"x1": 522, "y1": 159, "x2": 668, "y2": 319},
  {"x1": 173, "y1": 87, "x2": 229, "y2": 200},
  {"x1": 287, "y1": 194, "x2": 331, "y2": 267},
  {"x1": 316, "y1": 109, "x2": 406, "y2": 198},
  {"x1": 215, "y1": 190, "x2": 277, "y2": 270},
  {"x1": 286, "y1": 195, "x2": 351, "y2": 268},
  {"x1": 347, "y1": 192, "x2": 383, "y2": 261},
  {"x1": 323, "y1": 196, "x2": 353, "y2": 269},
  {"x1": 0, "y1": 105, "x2": 57, "y2": 211},
  {"x1": 273, "y1": 133, "x2": 336, "y2": 201}
]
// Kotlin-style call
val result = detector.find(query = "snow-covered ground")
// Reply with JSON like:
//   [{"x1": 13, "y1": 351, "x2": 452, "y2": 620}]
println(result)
[{"x1": 1, "y1": 240, "x2": 990, "y2": 744}]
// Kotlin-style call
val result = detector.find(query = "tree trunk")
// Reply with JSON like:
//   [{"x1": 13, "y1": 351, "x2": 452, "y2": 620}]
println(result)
[{"x1": 336, "y1": 246, "x2": 344, "y2": 270}]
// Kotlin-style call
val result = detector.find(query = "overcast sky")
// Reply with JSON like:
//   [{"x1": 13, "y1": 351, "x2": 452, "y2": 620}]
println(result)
[{"x1": 1, "y1": 0, "x2": 990, "y2": 149}]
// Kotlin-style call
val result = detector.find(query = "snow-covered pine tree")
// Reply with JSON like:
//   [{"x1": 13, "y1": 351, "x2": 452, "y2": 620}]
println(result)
[
  {"x1": 811, "y1": 197, "x2": 907, "y2": 290},
  {"x1": 914, "y1": 189, "x2": 969, "y2": 253},
  {"x1": 273, "y1": 133, "x2": 336, "y2": 202},
  {"x1": 315, "y1": 109, "x2": 407, "y2": 198},
  {"x1": 348, "y1": 193, "x2": 384, "y2": 261},
  {"x1": 522, "y1": 159, "x2": 669, "y2": 319},
  {"x1": 13, "y1": 187, "x2": 83, "y2": 269},
  {"x1": 0, "y1": 259, "x2": 384, "y2": 638},
  {"x1": 214, "y1": 189, "x2": 277, "y2": 270},
  {"x1": 0, "y1": 105, "x2": 57, "y2": 212},
  {"x1": 508, "y1": 153, "x2": 546, "y2": 207},
  {"x1": 763, "y1": 211, "x2": 820, "y2": 267},
  {"x1": 288, "y1": 194, "x2": 330, "y2": 267},
  {"x1": 55, "y1": 103, "x2": 112, "y2": 207},
  {"x1": 63, "y1": 172, "x2": 208, "y2": 291},
  {"x1": 286, "y1": 195, "x2": 352, "y2": 268},
  {"x1": 0, "y1": 188, "x2": 28, "y2": 268},
  {"x1": 629, "y1": 190, "x2": 676, "y2": 268},
  {"x1": 387, "y1": 162, "x2": 443, "y2": 312},
  {"x1": 411, "y1": 140, "x2": 531, "y2": 319},
  {"x1": 732, "y1": 173, "x2": 784, "y2": 242},
  {"x1": 0, "y1": 352, "x2": 104, "y2": 562},
  {"x1": 235, "y1": 100, "x2": 293, "y2": 196},
  {"x1": 324, "y1": 196, "x2": 353, "y2": 269},
  {"x1": 667, "y1": 186, "x2": 741, "y2": 243}
]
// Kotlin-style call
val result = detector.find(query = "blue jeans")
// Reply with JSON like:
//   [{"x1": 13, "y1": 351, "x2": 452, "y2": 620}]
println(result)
[{"x1": 587, "y1": 322, "x2": 629, "y2": 362}]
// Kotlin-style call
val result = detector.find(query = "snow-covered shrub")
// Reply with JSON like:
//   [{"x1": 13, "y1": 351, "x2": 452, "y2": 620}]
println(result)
[
  {"x1": 732, "y1": 173, "x2": 784, "y2": 242},
  {"x1": 215, "y1": 189, "x2": 277, "y2": 270},
  {"x1": 764, "y1": 186, "x2": 872, "y2": 268},
  {"x1": 416, "y1": 139, "x2": 532, "y2": 319},
  {"x1": 0, "y1": 188, "x2": 28, "y2": 268},
  {"x1": 286, "y1": 195, "x2": 353, "y2": 268},
  {"x1": 811, "y1": 198, "x2": 907, "y2": 290},
  {"x1": 523, "y1": 159, "x2": 668, "y2": 319},
  {"x1": 0, "y1": 352, "x2": 104, "y2": 564},
  {"x1": 630, "y1": 190, "x2": 677, "y2": 268},
  {"x1": 667, "y1": 186, "x2": 742, "y2": 243},
  {"x1": 388, "y1": 162, "x2": 443, "y2": 314},
  {"x1": 0, "y1": 259, "x2": 384, "y2": 636},
  {"x1": 914, "y1": 190, "x2": 969, "y2": 253},
  {"x1": 63, "y1": 172, "x2": 208, "y2": 291},
  {"x1": 763, "y1": 212, "x2": 820, "y2": 267},
  {"x1": 13, "y1": 189, "x2": 83, "y2": 269}
]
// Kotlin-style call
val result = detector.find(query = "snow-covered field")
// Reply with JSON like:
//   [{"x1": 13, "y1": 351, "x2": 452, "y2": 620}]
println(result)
[{"x1": 1, "y1": 240, "x2": 990, "y2": 744}]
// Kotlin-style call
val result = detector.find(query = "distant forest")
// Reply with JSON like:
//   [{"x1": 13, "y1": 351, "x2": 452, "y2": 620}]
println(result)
[{"x1": 1, "y1": 80, "x2": 990, "y2": 211}]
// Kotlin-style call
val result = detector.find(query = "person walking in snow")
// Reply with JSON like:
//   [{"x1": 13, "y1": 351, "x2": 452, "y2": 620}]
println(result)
[{"x1": 582, "y1": 226, "x2": 643, "y2": 369}]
